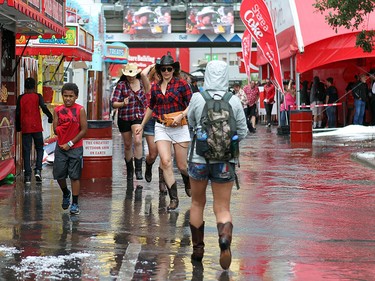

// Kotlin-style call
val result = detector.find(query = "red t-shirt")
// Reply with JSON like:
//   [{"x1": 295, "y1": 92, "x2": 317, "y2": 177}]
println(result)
[{"x1": 54, "y1": 103, "x2": 83, "y2": 148}]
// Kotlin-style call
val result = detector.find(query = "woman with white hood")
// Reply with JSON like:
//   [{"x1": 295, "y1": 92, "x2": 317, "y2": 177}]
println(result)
[{"x1": 187, "y1": 60, "x2": 247, "y2": 270}]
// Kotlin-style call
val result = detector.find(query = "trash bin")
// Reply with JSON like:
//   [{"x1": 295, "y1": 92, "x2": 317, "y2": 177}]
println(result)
[
  {"x1": 81, "y1": 120, "x2": 112, "y2": 179},
  {"x1": 290, "y1": 110, "x2": 312, "y2": 143}
]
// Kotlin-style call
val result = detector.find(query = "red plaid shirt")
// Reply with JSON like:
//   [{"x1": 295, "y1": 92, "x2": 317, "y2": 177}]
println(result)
[
  {"x1": 149, "y1": 77, "x2": 192, "y2": 119},
  {"x1": 244, "y1": 84, "x2": 260, "y2": 106},
  {"x1": 111, "y1": 80, "x2": 147, "y2": 121}
]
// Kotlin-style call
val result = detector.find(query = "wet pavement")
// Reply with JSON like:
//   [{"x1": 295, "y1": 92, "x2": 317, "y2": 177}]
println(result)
[{"x1": 1, "y1": 125, "x2": 375, "y2": 280}]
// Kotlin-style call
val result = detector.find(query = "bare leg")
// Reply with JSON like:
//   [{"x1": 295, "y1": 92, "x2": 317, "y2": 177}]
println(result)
[
  {"x1": 190, "y1": 178, "x2": 208, "y2": 227},
  {"x1": 156, "y1": 140, "x2": 174, "y2": 187},
  {"x1": 122, "y1": 131, "x2": 133, "y2": 162},
  {"x1": 131, "y1": 124, "x2": 143, "y2": 160}
]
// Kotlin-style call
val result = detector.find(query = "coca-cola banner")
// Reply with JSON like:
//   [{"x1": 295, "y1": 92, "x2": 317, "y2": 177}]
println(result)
[
  {"x1": 241, "y1": 29, "x2": 252, "y2": 79},
  {"x1": 240, "y1": 0, "x2": 283, "y2": 92}
]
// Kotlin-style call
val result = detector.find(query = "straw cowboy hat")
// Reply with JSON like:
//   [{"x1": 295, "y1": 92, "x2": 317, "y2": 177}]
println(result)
[
  {"x1": 134, "y1": 6, "x2": 155, "y2": 17},
  {"x1": 155, "y1": 54, "x2": 180, "y2": 72},
  {"x1": 122, "y1": 63, "x2": 141, "y2": 77},
  {"x1": 197, "y1": 6, "x2": 217, "y2": 17}
]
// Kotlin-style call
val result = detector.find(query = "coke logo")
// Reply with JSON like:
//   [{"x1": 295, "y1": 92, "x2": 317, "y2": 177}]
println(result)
[{"x1": 243, "y1": 4, "x2": 269, "y2": 39}]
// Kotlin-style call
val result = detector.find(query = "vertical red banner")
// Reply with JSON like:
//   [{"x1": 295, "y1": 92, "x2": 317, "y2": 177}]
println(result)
[
  {"x1": 240, "y1": 0, "x2": 283, "y2": 93},
  {"x1": 241, "y1": 29, "x2": 252, "y2": 79}
]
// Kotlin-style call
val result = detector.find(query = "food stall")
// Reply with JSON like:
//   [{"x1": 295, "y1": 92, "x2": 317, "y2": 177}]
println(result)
[{"x1": 0, "y1": 0, "x2": 66, "y2": 181}]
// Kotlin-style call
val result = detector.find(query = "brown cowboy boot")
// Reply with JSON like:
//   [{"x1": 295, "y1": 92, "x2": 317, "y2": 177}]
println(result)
[
  {"x1": 158, "y1": 167, "x2": 167, "y2": 195},
  {"x1": 125, "y1": 158, "x2": 134, "y2": 181},
  {"x1": 217, "y1": 222, "x2": 233, "y2": 270},
  {"x1": 181, "y1": 173, "x2": 191, "y2": 197},
  {"x1": 166, "y1": 182, "x2": 179, "y2": 211},
  {"x1": 190, "y1": 222, "x2": 205, "y2": 262},
  {"x1": 134, "y1": 158, "x2": 143, "y2": 180},
  {"x1": 145, "y1": 159, "x2": 154, "y2": 182}
]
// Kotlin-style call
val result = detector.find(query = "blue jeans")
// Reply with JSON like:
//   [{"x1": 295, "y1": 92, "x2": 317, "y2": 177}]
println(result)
[
  {"x1": 22, "y1": 132, "x2": 44, "y2": 176},
  {"x1": 280, "y1": 110, "x2": 289, "y2": 126},
  {"x1": 353, "y1": 99, "x2": 365, "y2": 125},
  {"x1": 326, "y1": 106, "x2": 336, "y2": 128}
]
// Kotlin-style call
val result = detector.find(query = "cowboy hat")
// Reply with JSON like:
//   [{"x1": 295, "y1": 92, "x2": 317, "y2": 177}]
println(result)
[
  {"x1": 134, "y1": 6, "x2": 155, "y2": 17},
  {"x1": 122, "y1": 63, "x2": 141, "y2": 77},
  {"x1": 197, "y1": 6, "x2": 217, "y2": 17},
  {"x1": 155, "y1": 54, "x2": 180, "y2": 72}
]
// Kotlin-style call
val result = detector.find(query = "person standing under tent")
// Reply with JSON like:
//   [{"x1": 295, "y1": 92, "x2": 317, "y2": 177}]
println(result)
[
  {"x1": 16, "y1": 77, "x2": 53, "y2": 185},
  {"x1": 325, "y1": 77, "x2": 339, "y2": 128},
  {"x1": 263, "y1": 78, "x2": 275, "y2": 127}
]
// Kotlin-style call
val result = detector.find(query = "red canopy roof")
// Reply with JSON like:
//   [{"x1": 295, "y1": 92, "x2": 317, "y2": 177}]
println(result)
[
  {"x1": 254, "y1": 0, "x2": 375, "y2": 73},
  {"x1": 0, "y1": 0, "x2": 66, "y2": 36}
]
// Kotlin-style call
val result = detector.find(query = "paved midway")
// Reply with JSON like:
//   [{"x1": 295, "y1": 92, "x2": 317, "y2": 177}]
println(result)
[{"x1": 0, "y1": 124, "x2": 375, "y2": 280}]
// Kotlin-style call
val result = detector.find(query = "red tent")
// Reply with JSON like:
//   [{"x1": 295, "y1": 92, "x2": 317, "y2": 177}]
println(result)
[{"x1": 255, "y1": 0, "x2": 375, "y2": 74}]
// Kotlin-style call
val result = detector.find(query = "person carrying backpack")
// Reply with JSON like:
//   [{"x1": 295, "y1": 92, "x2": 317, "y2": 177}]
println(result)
[{"x1": 187, "y1": 60, "x2": 247, "y2": 270}]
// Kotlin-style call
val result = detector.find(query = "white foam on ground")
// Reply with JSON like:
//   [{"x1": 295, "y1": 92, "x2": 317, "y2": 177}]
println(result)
[{"x1": 314, "y1": 125, "x2": 375, "y2": 140}]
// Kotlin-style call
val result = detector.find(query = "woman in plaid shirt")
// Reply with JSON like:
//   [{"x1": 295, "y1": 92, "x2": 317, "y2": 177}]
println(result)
[
  {"x1": 112, "y1": 63, "x2": 152, "y2": 182},
  {"x1": 136, "y1": 54, "x2": 192, "y2": 211}
]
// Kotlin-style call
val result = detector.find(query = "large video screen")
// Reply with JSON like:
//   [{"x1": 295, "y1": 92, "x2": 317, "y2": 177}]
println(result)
[
  {"x1": 186, "y1": 5, "x2": 234, "y2": 35},
  {"x1": 123, "y1": 6, "x2": 171, "y2": 35}
]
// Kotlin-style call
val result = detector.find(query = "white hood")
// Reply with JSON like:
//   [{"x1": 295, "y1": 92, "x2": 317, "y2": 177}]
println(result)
[{"x1": 203, "y1": 60, "x2": 229, "y2": 92}]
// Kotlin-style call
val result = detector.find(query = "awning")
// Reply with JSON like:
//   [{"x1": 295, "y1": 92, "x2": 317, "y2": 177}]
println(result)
[
  {"x1": 16, "y1": 25, "x2": 93, "y2": 61},
  {"x1": 250, "y1": 0, "x2": 375, "y2": 73},
  {"x1": 16, "y1": 46, "x2": 92, "y2": 61},
  {"x1": 0, "y1": 0, "x2": 66, "y2": 36}
]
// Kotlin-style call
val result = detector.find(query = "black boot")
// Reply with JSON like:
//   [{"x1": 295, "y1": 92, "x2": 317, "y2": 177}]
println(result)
[
  {"x1": 145, "y1": 160, "x2": 154, "y2": 182},
  {"x1": 190, "y1": 222, "x2": 205, "y2": 262},
  {"x1": 217, "y1": 222, "x2": 233, "y2": 270},
  {"x1": 158, "y1": 167, "x2": 167, "y2": 195},
  {"x1": 181, "y1": 173, "x2": 191, "y2": 197},
  {"x1": 134, "y1": 158, "x2": 143, "y2": 180},
  {"x1": 166, "y1": 182, "x2": 179, "y2": 211},
  {"x1": 125, "y1": 158, "x2": 134, "y2": 181}
]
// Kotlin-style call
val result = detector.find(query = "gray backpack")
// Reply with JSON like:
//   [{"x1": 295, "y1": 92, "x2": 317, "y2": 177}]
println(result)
[{"x1": 194, "y1": 91, "x2": 237, "y2": 161}]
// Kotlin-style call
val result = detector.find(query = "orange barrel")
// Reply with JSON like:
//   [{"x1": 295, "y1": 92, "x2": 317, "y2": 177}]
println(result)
[
  {"x1": 81, "y1": 120, "x2": 113, "y2": 179},
  {"x1": 290, "y1": 110, "x2": 312, "y2": 143}
]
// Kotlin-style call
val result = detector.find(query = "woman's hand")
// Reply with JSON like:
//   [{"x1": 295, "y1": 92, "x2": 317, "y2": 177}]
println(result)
[
  {"x1": 124, "y1": 97, "x2": 129, "y2": 105},
  {"x1": 172, "y1": 112, "x2": 184, "y2": 126},
  {"x1": 135, "y1": 125, "x2": 143, "y2": 135}
]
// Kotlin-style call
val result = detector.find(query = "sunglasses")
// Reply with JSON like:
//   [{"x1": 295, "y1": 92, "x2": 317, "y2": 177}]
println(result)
[{"x1": 161, "y1": 67, "x2": 173, "y2": 73}]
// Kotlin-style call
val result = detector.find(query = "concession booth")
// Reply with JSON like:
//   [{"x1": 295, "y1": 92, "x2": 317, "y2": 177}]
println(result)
[{"x1": 0, "y1": 0, "x2": 66, "y2": 181}]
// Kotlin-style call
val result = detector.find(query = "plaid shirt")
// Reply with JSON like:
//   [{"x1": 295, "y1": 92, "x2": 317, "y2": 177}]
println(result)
[
  {"x1": 243, "y1": 85, "x2": 260, "y2": 106},
  {"x1": 111, "y1": 80, "x2": 147, "y2": 121},
  {"x1": 149, "y1": 77, "x2": 192, "y2": 119},
  {"x1": 234, "y1": 88, "x2": 248, "y2": 109}
]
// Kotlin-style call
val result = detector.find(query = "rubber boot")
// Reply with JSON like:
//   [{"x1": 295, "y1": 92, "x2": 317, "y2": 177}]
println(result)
[
  {"x1": 125, "y1": 158, "x2": 134, "y2": 181},
  {"x1": 217, "y1": 222, "x2": 233, "y2": 270},
  {"x1": 166, "y1": 182, "x2": 179, "y2": 211},
  {"x1": 145, "y1": 160, "x2": 154, "y2": 182},
  {"x1": 190, "y1": 222, "x2": 205, "y2": 262},
  {"x1": 158, "y1": 167, "x2": 167, "y2": 195},
  {"x1": 181, "y1": 173, "x2": 191, "y2": 197},
  {"x1": 134, "y1": 158, "x2": 143, "y2": 180}
]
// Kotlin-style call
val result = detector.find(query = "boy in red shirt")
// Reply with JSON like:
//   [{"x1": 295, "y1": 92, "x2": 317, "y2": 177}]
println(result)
[
  {"x1": 16, "y1": 77, "x2": 53, "y2": 184},
  {"x1": 53, "y1": 83, "x2": 87, "y2": 215}
]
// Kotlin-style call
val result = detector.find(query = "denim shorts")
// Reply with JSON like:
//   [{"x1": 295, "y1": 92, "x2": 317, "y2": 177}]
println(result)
[
  {"x1": 53, "y1": 146, "x2": 83, "y2": 180},
  {"x1": 143, "y1": 119, "x2": 155, "y2": 136},
  {"x1": 188, "y1": 162, "x2": 235, "y2": 183}
]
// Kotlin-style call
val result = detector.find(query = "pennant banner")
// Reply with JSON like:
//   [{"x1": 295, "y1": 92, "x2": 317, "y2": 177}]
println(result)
[{"x1": 240, "y1": 0, "x2": 283, "y2": 92}]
